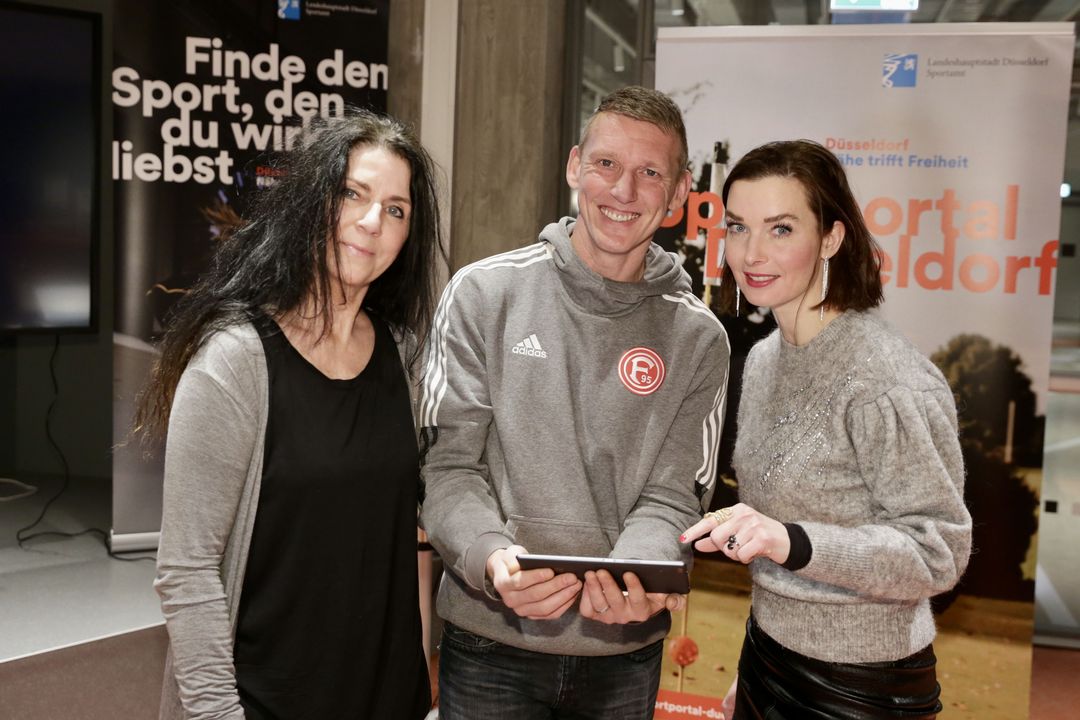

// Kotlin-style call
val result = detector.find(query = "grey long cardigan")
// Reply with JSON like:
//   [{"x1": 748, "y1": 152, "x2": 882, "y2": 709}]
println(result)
[{"x1": 155, "y1": 320, "x2": 418, "y2": 720}]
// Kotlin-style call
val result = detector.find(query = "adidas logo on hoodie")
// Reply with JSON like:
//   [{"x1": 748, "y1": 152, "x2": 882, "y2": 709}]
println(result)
[{"x1": 512, "y1": 334, "x2": 548, "y2": 358}]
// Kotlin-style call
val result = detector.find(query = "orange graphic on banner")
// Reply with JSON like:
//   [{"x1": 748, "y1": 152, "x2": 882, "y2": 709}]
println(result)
[
  {"x1": 655, "y1": 689, "x2": 727, "y2": 719},
  {"x1": 668, "y1": 185, "x2": 1056, "y2": 295},
  {"x1": 663, "y1": 191, "x2": 725, "y2": 283}
]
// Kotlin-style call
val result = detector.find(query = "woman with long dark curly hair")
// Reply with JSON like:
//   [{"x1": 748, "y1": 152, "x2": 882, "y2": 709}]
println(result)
[{"x1": 140, "y1": 109, "x2": 445, "y2": 720}]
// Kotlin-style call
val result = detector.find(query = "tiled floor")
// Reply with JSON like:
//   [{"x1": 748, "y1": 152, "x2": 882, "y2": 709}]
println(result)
[{"x1": 0, "y1": 474, "x2": 160, "y2": 663}]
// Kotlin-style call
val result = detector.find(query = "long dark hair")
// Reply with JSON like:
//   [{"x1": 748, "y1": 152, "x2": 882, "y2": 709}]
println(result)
[
  {"x1": 136, "y1": 108, "x2": 446, "y2": 442},
  {"x1": 717, "y1": 139, "x2": 883, "y2": 314}
]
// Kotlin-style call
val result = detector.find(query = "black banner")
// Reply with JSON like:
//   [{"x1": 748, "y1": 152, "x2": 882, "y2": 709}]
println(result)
[{"x1": 111, "y1": 0, "x2": 390, "y2": 542}]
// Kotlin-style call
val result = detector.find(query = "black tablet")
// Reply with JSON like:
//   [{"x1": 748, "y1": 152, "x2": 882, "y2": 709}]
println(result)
[{"x1": 516, "y1": 554, "x2": 690, "y2": 595}]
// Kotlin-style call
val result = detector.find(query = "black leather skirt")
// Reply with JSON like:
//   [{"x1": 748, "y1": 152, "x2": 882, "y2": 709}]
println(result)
[{"x1": 734, "y1": 616, "x2": 943, "y2": 720}]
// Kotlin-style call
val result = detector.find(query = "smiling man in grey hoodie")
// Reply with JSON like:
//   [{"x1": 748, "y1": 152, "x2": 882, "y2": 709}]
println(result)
[{"x1": 420, "y1": 86, "x2": 731, "y2": 719}]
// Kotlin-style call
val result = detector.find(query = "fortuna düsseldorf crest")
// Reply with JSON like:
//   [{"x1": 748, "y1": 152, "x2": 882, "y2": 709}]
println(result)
[{"x1": 618, "y1": 347, "x2": 665, "y2": 396}]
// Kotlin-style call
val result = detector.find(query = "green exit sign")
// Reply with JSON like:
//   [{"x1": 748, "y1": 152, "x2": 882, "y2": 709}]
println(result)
[{"x1": 831, "y1": 0, "x2": 919, "y2": 9}]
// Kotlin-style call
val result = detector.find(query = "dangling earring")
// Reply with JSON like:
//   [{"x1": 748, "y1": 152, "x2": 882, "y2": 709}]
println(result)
[
  {"x1": 819, "y1": 257, "x2": 830, "y2": 322},
  {"x1": 735, "y1": 285, "x2": 741, "y2": 316}
]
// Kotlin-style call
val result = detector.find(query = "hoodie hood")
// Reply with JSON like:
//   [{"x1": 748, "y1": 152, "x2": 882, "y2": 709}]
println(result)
[{"x1": 538, "y1": 217, "x2": 691, "y2": 317}]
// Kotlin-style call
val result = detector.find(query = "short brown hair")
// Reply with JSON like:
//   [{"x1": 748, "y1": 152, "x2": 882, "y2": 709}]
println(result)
[
  {"x1": 580, "y1": 85, "x2": 688, "y2": 173},
  {"x1": 717, "y1": 139, "x2": 883, "y2": 314}
]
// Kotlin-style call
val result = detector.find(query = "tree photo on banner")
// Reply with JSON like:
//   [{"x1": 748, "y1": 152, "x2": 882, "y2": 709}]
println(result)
[
  {"x1": 110, "y1": 0, "x2": 390, "y2": 549},
  {"x1": 653, "y1": 22, "x2": 1073, "y2": 720}
]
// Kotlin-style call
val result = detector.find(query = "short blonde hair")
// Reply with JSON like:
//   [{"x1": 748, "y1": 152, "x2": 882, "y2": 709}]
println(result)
[{"x1": 580, "y1": 85, "x2": 688, "y2": 173}]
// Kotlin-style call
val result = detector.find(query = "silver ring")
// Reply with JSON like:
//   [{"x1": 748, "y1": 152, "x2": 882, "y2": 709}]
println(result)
[
  {"x1": 597, "y1": 605, "x2": 610, "y2": 614},
  {"x1": 726, "y1": 534, "x2": 738, "y2": 551}
]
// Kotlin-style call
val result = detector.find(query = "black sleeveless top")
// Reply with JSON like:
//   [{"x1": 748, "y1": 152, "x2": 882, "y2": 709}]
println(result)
[{"x1": 234, "y1": 313, "x2": 430, "y2": 720}]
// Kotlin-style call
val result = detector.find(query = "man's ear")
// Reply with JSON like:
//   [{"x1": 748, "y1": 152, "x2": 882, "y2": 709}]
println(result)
[
  {"x1": 668, "y1": 168, "x2": 692, "y2": 212},
  {"x1": 566, "y1": 145, "x2": 582, "y2": 190}
]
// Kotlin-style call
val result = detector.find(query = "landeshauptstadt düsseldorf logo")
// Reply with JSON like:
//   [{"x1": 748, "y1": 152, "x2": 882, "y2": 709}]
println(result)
[
  {"x1": 883, "y1": 52, "x2": 918, "y2": 88},
  {"x1": 618, "y1": 347, "x2": 665, "y2": 396},
  {"x1": 277, "y1": 0, "x2": 301, "y2": 20}
]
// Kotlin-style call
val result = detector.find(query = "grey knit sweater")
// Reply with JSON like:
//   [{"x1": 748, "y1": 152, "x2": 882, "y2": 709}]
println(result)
[{"x1": 736, "y1": 310, "x2": 971, "y2": 664}]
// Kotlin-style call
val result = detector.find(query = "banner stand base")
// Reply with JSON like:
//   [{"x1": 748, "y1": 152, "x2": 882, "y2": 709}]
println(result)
[{"x1": 109, "y1": 530, "x2": 160, "y2": 553}]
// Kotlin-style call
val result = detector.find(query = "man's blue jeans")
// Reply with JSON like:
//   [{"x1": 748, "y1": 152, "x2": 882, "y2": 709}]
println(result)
[{"x1": 437, "y1": 622, "x2": 663, "y2": 720}]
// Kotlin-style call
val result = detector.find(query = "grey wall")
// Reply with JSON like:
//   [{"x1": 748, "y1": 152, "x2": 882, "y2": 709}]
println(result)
[
  {"x1": 451, "y1": 0, "x2": 569, "y2": 270},
  {"x1": 387, "y1": 0, "x2": 425, "y2": 132}
]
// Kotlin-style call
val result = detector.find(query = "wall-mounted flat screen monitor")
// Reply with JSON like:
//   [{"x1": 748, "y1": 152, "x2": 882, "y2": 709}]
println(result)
[{"x1": 0, "y1": 1, "x2": 101, "y2": 333}]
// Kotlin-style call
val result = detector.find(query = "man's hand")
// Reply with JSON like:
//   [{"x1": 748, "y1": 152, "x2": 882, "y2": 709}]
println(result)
[
  {"x1": 579, "y1": 569, "x2": 685, "y2": 624},
  {"x1": 487, "y1": 545, "x2": 582, "y2": 620}
]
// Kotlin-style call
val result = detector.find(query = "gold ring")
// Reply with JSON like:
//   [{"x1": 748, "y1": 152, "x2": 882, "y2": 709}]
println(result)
[{"x1": 704, "y1": 506, "x2": 734, "y2": 524}]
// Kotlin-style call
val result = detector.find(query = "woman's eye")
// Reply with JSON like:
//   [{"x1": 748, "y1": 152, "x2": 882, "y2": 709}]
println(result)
[
  {"x1": 387, "y1": 206, "x2": 406, "y2": 219},
  {"x1": 773, "y1": 224, "x2": 792, "y2": 237},
  {"x1": 726, "y1": 222, "x2": 746, "y2": 234},
  {"x1": 342, "y1": 188, "x2": 358, "y2": 200}
]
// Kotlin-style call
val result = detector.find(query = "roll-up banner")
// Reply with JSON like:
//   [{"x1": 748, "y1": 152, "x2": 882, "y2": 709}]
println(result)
[
  {"x1": 111, "y1": 0, "x2": 390, "y2": 550},
  {"x1": 654, "y1": 23, "x2": 1073, "y2": 718}
]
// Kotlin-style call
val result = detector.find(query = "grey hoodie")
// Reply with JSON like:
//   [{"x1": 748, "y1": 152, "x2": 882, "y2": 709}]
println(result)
[{"x1": 420, "y1": 218, "x2": 730, "y2": 656}]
